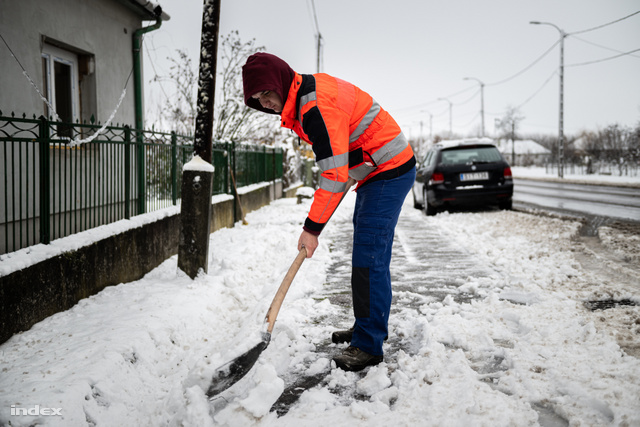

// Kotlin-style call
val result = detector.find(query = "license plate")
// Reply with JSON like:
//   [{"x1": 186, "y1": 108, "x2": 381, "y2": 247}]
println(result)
[{"x1": 460, "y1": 172, "x2": 488, "y2": 181}]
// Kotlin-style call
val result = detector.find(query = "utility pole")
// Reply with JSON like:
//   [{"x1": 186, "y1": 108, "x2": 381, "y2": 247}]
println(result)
[
  {"x1": 531, "y1": 21, "x2": 565, "y2": 178},
  {"x1": 511, "y1": 121, "x2": 516, "y2": 166},
  {"x1": 316, "y1": 33, "x2": 323, "y2": 73},
  {"x1": 311, "y1": 0, "x2": 322, "y2": 73},
  {"x1": 438, "y1": 98, "x2": 452, "y2": 138},
  {"x1": 177, "y1": 0, "x2": 221, "y2": 278},
  {"x1": 463, "y1": 77, "x2": 485, "y2": 137},
  {"x1": 420, "y1": 110, "x2": 433, "y2": 143}
]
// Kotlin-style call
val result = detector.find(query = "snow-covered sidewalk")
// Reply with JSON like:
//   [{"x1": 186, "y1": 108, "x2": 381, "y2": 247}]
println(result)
[
  {"x1": 1, "y1": 190, "x2": 639, "y2": 426},
  {"x1": 512, "y1": 166, "x2": 640, "y2": 188}
]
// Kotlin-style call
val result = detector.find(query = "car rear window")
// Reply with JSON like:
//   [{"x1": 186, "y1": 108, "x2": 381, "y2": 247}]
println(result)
[{"x1": 440, "y1": 147, "x2": 503, "y2": 165}]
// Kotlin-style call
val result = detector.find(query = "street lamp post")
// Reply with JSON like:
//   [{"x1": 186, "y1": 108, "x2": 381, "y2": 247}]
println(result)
[
  {"x1": 438, "y1": 97, "x2": 453, "y2": 137},
  {"x1": 463, "y1": 77, "x2": 485, "y2": 137},
  {"x1": 530, "y1": 20, "x2": 565, "y2": 179},
  {"x1": 421, "y1": 110, "x2": 433, "y2": 141}
]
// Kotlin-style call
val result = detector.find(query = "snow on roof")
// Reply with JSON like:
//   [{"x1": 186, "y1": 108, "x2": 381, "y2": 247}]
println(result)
[
  {"x1": 119, "y1": 0, "x2": 171, "y2": 21},
  {"x1": 434, "y1": 137, "x2": 496, "y2": 149},
  {"x1": 573, "y1": 136, "x2": 587, "y2": 151},
  {"x1": 497, "y1": 139, "x2": 550, "y2": 155}
]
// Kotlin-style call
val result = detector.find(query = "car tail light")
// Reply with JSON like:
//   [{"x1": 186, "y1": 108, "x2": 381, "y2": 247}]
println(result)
[
  {"x1": 430, "y1": 172, "x2": 445, "y2": 185},
  {"x1": 503, "y1": 167, "x2": 512, "y2": 180}
]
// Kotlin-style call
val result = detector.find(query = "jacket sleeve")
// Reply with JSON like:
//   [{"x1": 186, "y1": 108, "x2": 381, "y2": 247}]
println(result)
[{"x1": 299, "y1": 92, "x2": 351, "y2": 235}]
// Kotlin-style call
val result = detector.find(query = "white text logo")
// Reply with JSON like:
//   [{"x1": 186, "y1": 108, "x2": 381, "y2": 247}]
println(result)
[{"x1": 11, "y1": 405, "x2": 62, "y2": 416}]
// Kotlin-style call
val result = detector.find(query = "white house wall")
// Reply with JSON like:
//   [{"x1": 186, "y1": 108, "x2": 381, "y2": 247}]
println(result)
[{"x1": 0, "y1": 0, "x2": 145, "y2": 127}]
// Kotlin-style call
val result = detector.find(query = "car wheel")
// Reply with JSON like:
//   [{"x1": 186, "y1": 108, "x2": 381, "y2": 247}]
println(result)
[
  {"x1": 498, "y1": 199, "x2": 513, "y2": 210},
  {"x1": 423, "y1": 189, "x2": 438, "y2": 216}
]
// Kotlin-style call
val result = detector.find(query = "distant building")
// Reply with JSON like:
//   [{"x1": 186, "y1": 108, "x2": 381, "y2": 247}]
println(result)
[{"x1": 497, "y1": 139, "x2": 551, "y2": 166}]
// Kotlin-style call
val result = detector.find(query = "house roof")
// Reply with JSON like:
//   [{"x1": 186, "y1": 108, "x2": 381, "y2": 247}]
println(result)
[
  {"x1": 573, "y1": 136, "x2": 587, "y2": 151},
  {"x1": 497, "y1": 139, "x2": 551, "y2": 155},
  {"x1": 117, "y1": 0, "x2": 171, "y2": 21}
]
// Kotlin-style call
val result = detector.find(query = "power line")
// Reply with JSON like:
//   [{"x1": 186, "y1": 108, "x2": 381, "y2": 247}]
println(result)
[
  {"x1": 568, "y1": 10, "x2": 640, "y2": 35},
  {"x1": 483, "y1": 11, "x2": 639, "y2": 88},
  {"x1": 144, "y1": 38, "x2": 172, "y2": 104},
  {"x1": 572, "y1": 35, "x2": 640, "y2": 59},
  {"x1": 567, "y1": 47, "x2": 640, "y2": 67},
  {"x1": 392, "y1": 85, "x2": 477, "y2": 114},
  {"x1": 456, "y1": 88, "x2": 481, "y2": 107},
  {"x1": 310, "y1": 0, "x2": 321, "y2": 35},
  {"x1": 305, "y1": 0, "x2": 316, "y2": 33},
  {"x1": 460, "y1": 111, "x2": 480, "y2": 128},
  {"x1": 487, "y1": 39, "x2": 560, "y2": 87},
  {"x1": 395, "y1": 10, "x2": 640, "y2": 132},
  {"x1": 515, "y1": 69, "x2": 557, "y2": 109}
]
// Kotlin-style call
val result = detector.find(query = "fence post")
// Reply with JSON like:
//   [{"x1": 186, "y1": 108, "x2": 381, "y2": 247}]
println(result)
[
  {"x1": 124, "y1": 126, "x2": 131, "y2": 219},
  {"x1": 230, "y1": 141, "x2": 237, "y2": 223},
  {"x1": 272, "y1": 147, "x2": 277, "y2": 200},
  {"x1": 136, "y1": 129, "x2": 146, "y2": 215},
  {"x1": 171, "y1": 131, "x2": 178, "y2": 205},
  {"x1": 230, "y1": 141, "x2": 235, "y2": 194},
  {"x1": 263, "y1": 145, "x2": 267, "y2": 183},
  {"x1": 38, "y1": 116, "x2": 50, "y2": 244},
  {"x1": 226, "y1": 142, "x2": 231, "y2": 194}
]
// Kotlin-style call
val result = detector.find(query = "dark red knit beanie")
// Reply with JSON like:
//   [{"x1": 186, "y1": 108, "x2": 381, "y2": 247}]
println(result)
[{"x1": 242, "y1": 52, "x2": 296, "y2": 115}]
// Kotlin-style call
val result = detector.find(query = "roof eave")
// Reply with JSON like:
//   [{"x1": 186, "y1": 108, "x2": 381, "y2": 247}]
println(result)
[{"x1": 116, "y1": 0, "x2": 171, "y2": 21}]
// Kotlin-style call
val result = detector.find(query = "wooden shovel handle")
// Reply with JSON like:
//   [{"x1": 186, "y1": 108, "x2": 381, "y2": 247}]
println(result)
[
  {"x1": 263, "y1": 178, "x2": 356, "y2": 333},
  {"x1": 265, "y1": 246, "x2": 307, "y2": 333}
]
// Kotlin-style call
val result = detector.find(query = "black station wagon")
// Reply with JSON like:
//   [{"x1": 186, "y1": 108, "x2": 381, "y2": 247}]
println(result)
[{"x1": 412, "y1": 140, "x2": 514, "y2": 215}]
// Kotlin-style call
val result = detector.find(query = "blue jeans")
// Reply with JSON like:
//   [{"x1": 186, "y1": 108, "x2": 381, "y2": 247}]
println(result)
[{"x1": 350, "y1": 166, "x2": 416, "y2": 355}]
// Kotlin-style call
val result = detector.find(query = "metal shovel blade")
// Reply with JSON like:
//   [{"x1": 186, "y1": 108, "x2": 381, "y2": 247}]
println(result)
[
  {"x1": 205, "y1": 246, "x2": 311, "y2": 398},
  {"x1": 206, "y1": 333, "x2": 271, "y2": 398}
]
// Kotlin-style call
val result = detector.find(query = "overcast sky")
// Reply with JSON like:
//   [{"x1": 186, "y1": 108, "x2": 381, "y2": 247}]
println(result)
[{"x1": 144, "y1": 0, "x2": 640, "y2": 139}]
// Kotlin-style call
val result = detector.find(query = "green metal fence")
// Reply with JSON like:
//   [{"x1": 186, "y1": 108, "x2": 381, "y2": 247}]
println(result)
[{"x1": 0, "y1": 113, "x2": 283, "y2": 255}]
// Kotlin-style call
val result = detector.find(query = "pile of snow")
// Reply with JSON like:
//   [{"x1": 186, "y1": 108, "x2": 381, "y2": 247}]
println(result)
[
  {"x1": 294, "y1": 186, "x2": 315, "y2": 199},
  {"x1": 1, "y1": 191, "x2": 639, "y2": 426}
]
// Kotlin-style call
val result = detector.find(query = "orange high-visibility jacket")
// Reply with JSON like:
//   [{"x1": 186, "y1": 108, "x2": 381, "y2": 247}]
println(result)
[{"x1": 281, "y1": 73, "x2": 415, "y2": 235}]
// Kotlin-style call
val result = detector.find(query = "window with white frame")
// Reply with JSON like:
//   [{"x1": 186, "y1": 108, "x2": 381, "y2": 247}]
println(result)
[{"x1": 42, "y1": 43, "x2": 80, "y2": 136}]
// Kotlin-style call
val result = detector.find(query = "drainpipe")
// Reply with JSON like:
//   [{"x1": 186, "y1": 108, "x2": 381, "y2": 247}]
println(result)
[
  {"x1": 132, "y1": 7, "x2": 163, "y2": 214},
  {"x1": 133, "y1": 8, "x2": 163, "y2": 131}
]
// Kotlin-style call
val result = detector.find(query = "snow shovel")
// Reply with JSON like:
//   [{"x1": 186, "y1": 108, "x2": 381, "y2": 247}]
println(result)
[
  {"x1": 206, "y1": 177, "x2": 356, "y2": 398},
  {"x1": 206, "y1": 245, "x2": 308, "y2": 398}
]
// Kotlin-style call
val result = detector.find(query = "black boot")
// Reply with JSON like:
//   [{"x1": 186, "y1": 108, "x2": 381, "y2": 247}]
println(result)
[
  {"x1": 333, "y1": 346, "x2": 383, "y2": 372},
  {"x1": 331, "y1": 326, "x2": 388, "y2": 344},
  {"x1": 331, "y1": 327, "x2": 354, "y2": 344}
]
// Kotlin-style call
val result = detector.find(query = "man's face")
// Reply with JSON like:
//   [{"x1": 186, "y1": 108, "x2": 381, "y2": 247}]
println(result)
[{"x1": 251, "y1": 90, "x2": 283, "y2": 113}]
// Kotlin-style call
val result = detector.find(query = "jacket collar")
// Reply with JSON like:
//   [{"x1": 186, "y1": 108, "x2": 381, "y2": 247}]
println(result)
[{"x1": 280, "y1": 72, "x2": 303, "y2": 130}]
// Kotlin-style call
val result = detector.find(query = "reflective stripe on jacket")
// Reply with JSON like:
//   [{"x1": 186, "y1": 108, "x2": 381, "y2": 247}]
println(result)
[{"x1": 281, "y1": 73, "x2": 415, "y2": 234}]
